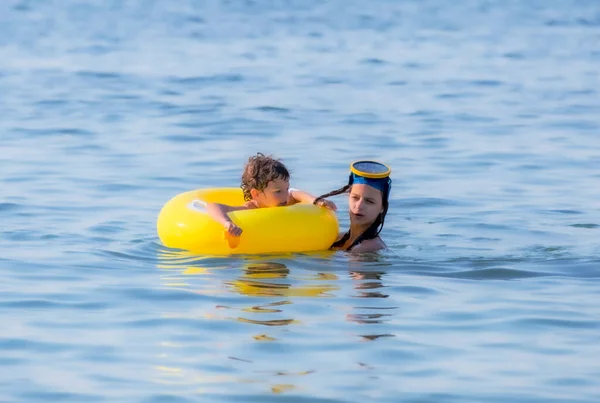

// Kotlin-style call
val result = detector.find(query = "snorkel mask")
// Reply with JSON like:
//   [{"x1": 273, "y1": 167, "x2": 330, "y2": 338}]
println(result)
[{"x1": 348, "y1": 160, "x2": 392, "y2": 199}]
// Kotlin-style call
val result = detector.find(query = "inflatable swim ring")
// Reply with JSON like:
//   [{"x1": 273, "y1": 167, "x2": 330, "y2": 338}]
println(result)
[{"x1": 157, "y1": 188, "x2": 339, "y2": 255}]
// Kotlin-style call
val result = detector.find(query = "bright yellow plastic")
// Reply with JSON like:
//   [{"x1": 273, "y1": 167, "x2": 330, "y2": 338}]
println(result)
[{"x1": 157, "y1": 188, "x2": 339, "y2": 255}]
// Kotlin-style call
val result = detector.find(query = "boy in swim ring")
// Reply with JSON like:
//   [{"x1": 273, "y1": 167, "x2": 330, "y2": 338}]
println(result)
[
  {"x1": 313, "y1": 160, "x2": 391, "y2": 253},
  {"x1": 206, "y1": 153, "x2": 337, "y2": 236}
]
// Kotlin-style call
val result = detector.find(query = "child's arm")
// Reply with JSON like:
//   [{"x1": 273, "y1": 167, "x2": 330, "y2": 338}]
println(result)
[
  {"x1": 204, "y1": 202, "x2": 248, "y2": 236},
  {"x1": 289, "y1": 188, "x2": 337, "y2": 210}
]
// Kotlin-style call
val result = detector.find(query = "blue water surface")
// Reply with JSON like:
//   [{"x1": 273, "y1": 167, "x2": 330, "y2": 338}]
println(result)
[{"x1": 1, "y1": 0, "x2": 600, "y2": 402}]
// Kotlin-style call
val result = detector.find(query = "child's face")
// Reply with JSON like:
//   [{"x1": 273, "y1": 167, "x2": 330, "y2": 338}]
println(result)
[
  {"x1": 251, "y1": 178, "x2": 290, "y2": 207},
  {"x1": 348, "y1": 184, "x2": 383, "y2": 226}
]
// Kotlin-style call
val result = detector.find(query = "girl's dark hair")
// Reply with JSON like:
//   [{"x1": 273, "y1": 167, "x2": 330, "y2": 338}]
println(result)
[
  {"x1": 241, "y1": 153, "x2": 290, "y2": 201},
  {"x1": 314, "y1": 175, "x2": 391, "y2": 251}
]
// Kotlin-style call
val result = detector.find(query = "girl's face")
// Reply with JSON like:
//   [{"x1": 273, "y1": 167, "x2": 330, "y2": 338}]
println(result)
[{"x1": 348, "y1": 184, "x2": 384, "y2": 226}]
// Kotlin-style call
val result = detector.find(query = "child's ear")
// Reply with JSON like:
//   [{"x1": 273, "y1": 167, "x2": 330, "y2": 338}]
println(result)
[{"x1": 250, "y1": 188, "x2": 260, "y2": 200}]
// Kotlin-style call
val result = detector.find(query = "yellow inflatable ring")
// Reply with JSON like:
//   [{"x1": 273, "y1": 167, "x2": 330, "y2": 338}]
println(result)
[{"x1": 157, "y1": 188, "x2": 339, "y2": 255}]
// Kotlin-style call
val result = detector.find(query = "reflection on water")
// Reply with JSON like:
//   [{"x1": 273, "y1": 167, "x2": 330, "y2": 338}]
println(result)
[
  {"x1": 349, "y1": 270, "x2": 389, "y2": 299},
  {"x1": 152, "y1": 254, "x2": 403, "y2": 395},
  {"x1": 228, "y1": 262, "x2": 338, "y2": 329},
  {"x1": 237, "y1": 317, "x2": 297, "y2": 327},
  {"x1": 243, "y1": 300, "x2": 289, "y2": 314},
  {"x1": 347, "y1": 267, "x2": 398, "y2": 342},
  {"x1": 227, "y1": 262, "x2": 339, "y2": 298},
  {"x1": 153, "y1": 257, "x2": 345, "y2": 394}
]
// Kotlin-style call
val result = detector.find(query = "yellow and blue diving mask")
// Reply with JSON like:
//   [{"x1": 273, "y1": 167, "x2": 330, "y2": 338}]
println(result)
[{"x1": 348, "y1": 160, "x2": 392, "y2": 194}]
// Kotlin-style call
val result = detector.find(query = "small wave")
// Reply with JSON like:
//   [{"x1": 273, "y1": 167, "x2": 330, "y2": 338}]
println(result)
[
  {"x1": 548, "y1": 209, "x2": 584, "y2": 215},
  {"x1": 88, "y1": 221, "x2": 128, "y2": 234},
  {"x1": 0, "y1": 202, "x2": 21, "y2": 212},
  {"x1": 436, "y1": 92, "x2": 481, "y2": 99},
  {"x1": 253, "y1": 106, "x2": 290, "y2": 114},
  {"x1": 398, "y1": 197, "x2": 467, "y2": 208},
  {"x1": 512, "y1": 317, "x2": 599, "y2": 330},
  {"x1": 139, "y1": 395, "x2": 197, "y2": 403},
  {"x1": 389, "y1": 285, "x2": 439, "y2": 295},
  {"x1": 360, "y1": 58, "x2": 387, "y2": 65},
  {"x1": 108, "y1": 286, "x2": 217, "y2": 302},
  {"x1": 169, "y1": 74, "x2": 245, "y2": 86},
  {"x1": 0, "y1": 338, "x2": 71, "y2": 353},
  {"x1": 9, "y1": 127, "x2": 95, "y2": 137},
  {"x1": 432, "y1": 268, "x2": 549, "y2": 280},
  {"x1": 570, "y1": 224, "x2": 599, "y2": 229},
  {"x1": 19, "y1": 391, "x2": 105, "y2": 402},
  {"x1": 0, "y1": 299, "x2": 109, "y2": 310},
  {"x1": 545, "y1": 17, "x2": 600, "y2": 27},
  {"x1": 96, "y1": 183, "x2": 143, "y2": 192},
  {"x1": 76, "y1": 71, "x2": 123, "y2": 80}
]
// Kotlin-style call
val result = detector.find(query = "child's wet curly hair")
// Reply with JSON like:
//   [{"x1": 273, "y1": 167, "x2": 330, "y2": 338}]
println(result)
[{"x1": 241, "y1": 153, "x2": 290, "y2": 201}]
